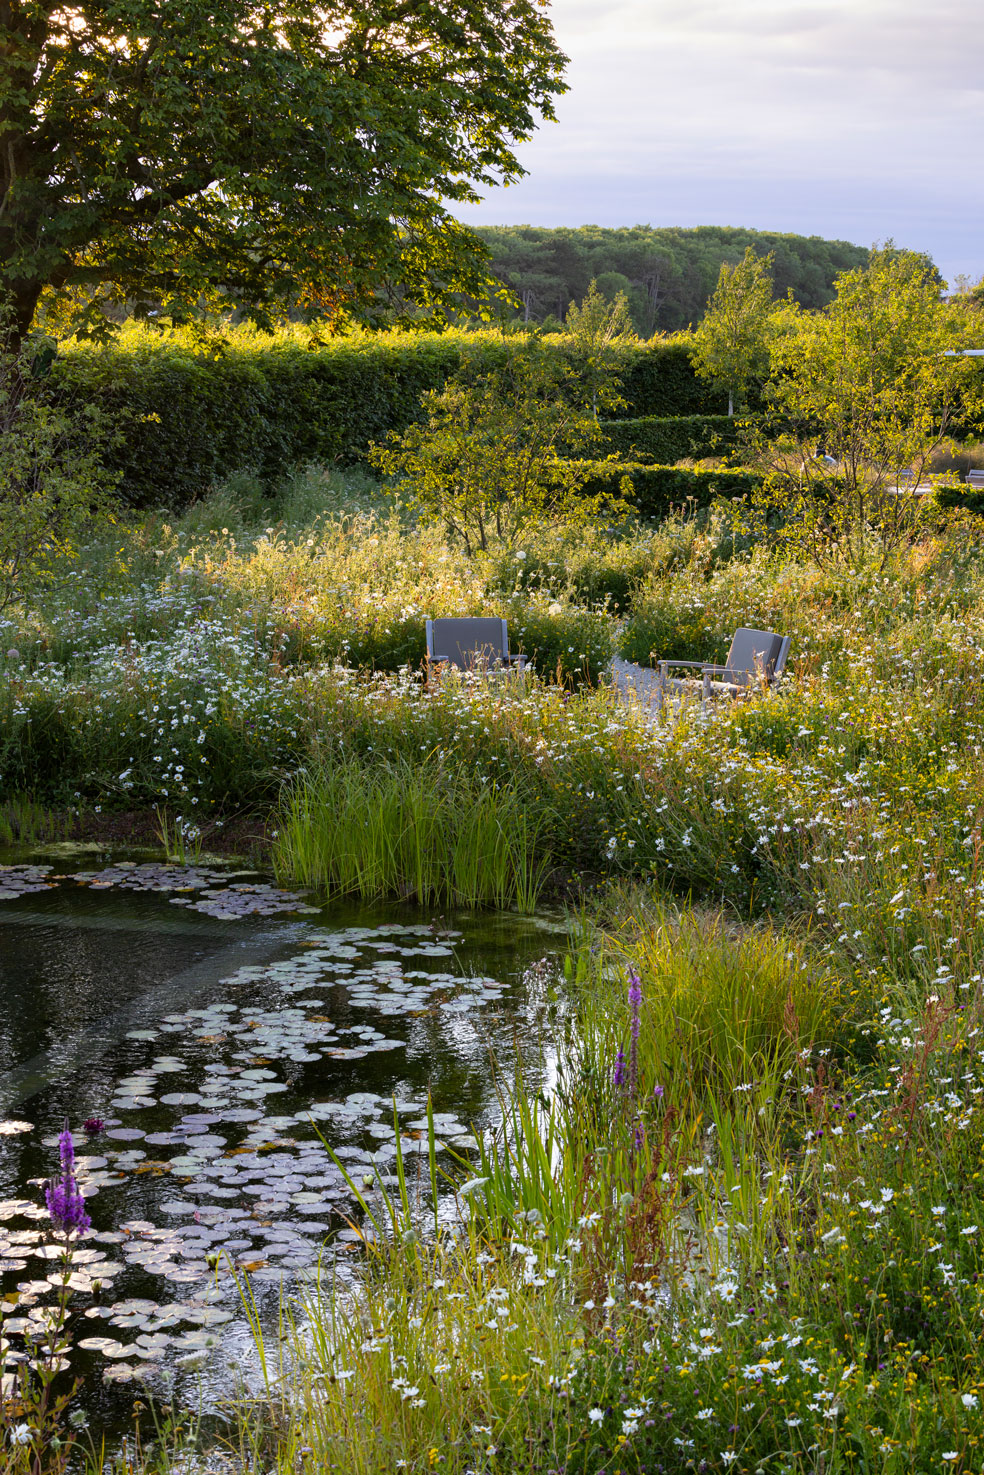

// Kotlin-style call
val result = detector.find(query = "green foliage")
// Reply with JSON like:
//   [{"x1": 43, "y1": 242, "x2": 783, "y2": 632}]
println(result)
[
  {"x1": 274, "y1": 756, "x2": 547, "y2": 911},
  {"x1": 370, "y1": 341, "x2": 631, "y2": 555},
  {"x1": 561, "y1": 278, "x2": 637, "y2": 414},
  {"x1": 50, "y1": 327, "x2": 725, "y2": 509},
  {"x1": 580, "y1": 460, "x2": 761, "y2": 520},
  {"x1": 746, "y1": 247, "x2": 984, "y2": 567},
  {"x1": 690, "y1": 247, "x2": 778, "y2": 415},
  {"x1": 54, "y1": 325, "x2": 505, "y2": 509},
  {"x1": 0, "y1": 0, "x2": 566, "y2": 343},
  {"x1": 473, "y1": 223, "x2": 871, "y2": 335},
  {"x1": 618, "y1": 590, "x2": 725, "y2": 667},
  {"x1": 0, "y1": 329, "x2": 117, "y2": 608},
  {"x1": 618, "y1": 338, "x2": 727, "y2": 416},
  {"x1": 599, "y1": 413, "x2": 740, "y2": 463}
]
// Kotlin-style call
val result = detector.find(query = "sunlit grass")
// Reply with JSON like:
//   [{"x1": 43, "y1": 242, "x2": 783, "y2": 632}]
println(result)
[{"x1": 273, "y1": 755, "x2": 548, "y2": 912}]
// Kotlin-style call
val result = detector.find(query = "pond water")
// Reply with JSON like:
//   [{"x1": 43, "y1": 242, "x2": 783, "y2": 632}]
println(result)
[{"x1": 0, "y1": 849, "x2": 566, "y2": 1445}]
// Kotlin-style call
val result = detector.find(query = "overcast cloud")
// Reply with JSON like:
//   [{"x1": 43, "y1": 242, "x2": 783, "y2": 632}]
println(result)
[{"x1": 454, "y1": 0, "x2": 984, "y2": 285}]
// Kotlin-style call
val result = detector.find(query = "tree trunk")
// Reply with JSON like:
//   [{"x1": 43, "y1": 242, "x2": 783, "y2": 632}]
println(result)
[{"x1": 9, "y1": 282, "x2": 42, "y2": 347}]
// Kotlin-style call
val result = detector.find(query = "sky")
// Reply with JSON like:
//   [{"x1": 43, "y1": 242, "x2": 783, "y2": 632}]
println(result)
[{"x1": 454, "y1": 0, "x2": 984, "y2": 287}]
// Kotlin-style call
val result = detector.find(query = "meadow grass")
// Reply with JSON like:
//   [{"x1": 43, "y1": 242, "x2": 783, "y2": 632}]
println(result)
[{"x1": 273, "y1": 754, "x2": 548, "y2": 911}]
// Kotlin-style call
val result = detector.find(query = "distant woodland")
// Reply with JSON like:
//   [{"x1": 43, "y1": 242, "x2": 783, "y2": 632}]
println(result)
[{"x1": 473, "y1": 225, "x2": 871, "y2": 336}]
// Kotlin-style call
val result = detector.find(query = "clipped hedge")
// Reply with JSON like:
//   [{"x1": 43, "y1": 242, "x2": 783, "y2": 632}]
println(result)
[
  {"x1": 581, "y1": 461, "x2": 761, "y2": 520},
  {"x1": 54, "y1": 328, "x2": 512, "y2": 509},
  {"x1": 615, "y1": 338, "x2": 727, "y2": 418},
  {"x1": 51, "y1": 325, "x2": 725, "y2": 509},
  {"x1": 600, "y1": 414, "x2": 739, "y2": 464}
]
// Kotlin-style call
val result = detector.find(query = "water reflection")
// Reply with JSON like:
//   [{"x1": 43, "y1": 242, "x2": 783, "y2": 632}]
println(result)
[{"x1": 0, "y1": 852, "x2": 565, "y2": 1442}]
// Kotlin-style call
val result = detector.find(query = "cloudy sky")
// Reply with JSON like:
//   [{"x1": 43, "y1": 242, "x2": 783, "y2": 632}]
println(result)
[{"x1": 455, "y1": 0, "x2": 983, "y2": 287}]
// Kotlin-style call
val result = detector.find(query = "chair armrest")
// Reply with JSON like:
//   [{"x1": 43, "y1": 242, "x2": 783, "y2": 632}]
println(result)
[
  {"x1": 658, "y1": 658, "x2": 707, "y2": 668},
  {"x1": 507, "y1": 653, "x2": 528, "y2": 668}
]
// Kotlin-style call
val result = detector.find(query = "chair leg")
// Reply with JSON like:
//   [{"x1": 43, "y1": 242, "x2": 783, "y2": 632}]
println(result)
[{"x1": 701, "y1": 671, "x2": 711, "y2": 713}]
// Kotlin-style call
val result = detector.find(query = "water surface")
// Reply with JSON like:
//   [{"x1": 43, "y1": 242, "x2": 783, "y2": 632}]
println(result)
[{"x1": 0, "y1": 849, "x2": 565, "y2": 1442}]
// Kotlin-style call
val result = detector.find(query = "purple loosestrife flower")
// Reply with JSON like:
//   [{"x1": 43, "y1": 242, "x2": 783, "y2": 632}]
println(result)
[
  {"x1": 613, "y1": 1048, "x2": 627, "y2": 1089},
  {"x1": 627, "y1": 967, "x2": 643, "y2": 1098},
  {"x1": 45, "y1": 1121, "x2": 90, "y2": 1236},
  {"x1": 58, "y1": 1122, "x2": 74, "y2": 1173}
]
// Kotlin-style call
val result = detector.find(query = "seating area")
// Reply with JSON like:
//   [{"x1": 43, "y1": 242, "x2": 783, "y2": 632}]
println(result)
[
  {"x1": 428, "y1": 616, "x2": 792, "y2": 723},
  {"x1": 655, "y1": 627, "x2": 791, "y2": 713}
]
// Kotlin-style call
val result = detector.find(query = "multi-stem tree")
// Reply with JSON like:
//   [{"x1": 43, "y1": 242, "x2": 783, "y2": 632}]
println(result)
[
  {"x1": 746, "y1": 247, "x2": 983, "y2": 567},
  {"x1": 370, "y1": 340, "x2": 629, "y2": 555}
]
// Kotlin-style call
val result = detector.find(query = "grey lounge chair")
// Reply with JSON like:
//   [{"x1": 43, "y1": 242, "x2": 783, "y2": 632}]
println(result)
[
  {"x1": 425, "y1": 618, "x2": 527, "y2": 681},
  {"x1": 966, "y1": 470, "x2": 984, "y2": 489},
  {"x1": 656, "y1": 627, "x2": 791, "y2": 713}
]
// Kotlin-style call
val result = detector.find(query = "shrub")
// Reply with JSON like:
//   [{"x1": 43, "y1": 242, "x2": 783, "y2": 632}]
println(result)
[
  {"x1": 615, "y1": 337, "x2": 728, "y2": 417},
  {"x1": 369, "y1": 341, "x2": 629, "y2": 555},
  {"x1": 0, "y1": 328, "x2": 118, "y2": 608}
]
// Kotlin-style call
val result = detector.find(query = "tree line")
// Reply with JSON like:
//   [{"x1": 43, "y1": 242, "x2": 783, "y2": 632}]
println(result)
[{"x1": 473, "y1": 225, "x2": 872, "y2": 336}]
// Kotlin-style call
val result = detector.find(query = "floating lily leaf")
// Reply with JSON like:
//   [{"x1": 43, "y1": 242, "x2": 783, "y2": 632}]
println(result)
[{"x1": 102, "y1": 1363, "x2": 137, "y2": 1382}]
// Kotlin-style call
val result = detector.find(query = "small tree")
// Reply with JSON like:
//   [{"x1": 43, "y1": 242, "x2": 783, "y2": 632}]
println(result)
[
  {"x1": 691, "y1": 248, "x2": 776, "y2": 415},
  {"x1": 0, "y1": 326, "x2": 117, "y2": 610},
  {"x1": 745, "y1": 247, "x2": 983, "y2": 568},
  {"x1": 370, "y1": 341, "x2": 629, "y2": 555},
  {"x1": 563, "y1": 280, "x2": 637, "y2": 416}
]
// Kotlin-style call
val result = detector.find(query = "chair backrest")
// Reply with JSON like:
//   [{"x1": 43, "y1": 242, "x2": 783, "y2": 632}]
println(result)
[
  {"x1": 723, "y1": 628, "x2": 790, "y2": 687},
  {"x1": 426, "y1": 617, "x2": 510, "y2": 671}
]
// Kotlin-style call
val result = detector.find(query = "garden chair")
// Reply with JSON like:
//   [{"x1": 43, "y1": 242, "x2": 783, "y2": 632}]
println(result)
[
  {"x1": 425, "y1": 618, "x2": 527, "y2": 684},
  {"x1": 656, "y1": 627, "x2": 791, "y2": 714},
  {"x1": 966, "y1": 470, "x2": 984, "y2": 489}
]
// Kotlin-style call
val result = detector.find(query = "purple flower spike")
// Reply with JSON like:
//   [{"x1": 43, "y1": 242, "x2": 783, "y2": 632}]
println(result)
[
  {"x1": 58, "y1": 1123, "x2": 75, "y2": 1173},
  {"x1": 45, "y1": 1176, "x2": 91, "y2": 1235},
  {"x1": 45, "y1": 1119, "x2": 90, "y2": 1236},
  {"x1": 613, "y1": 1048, "x2": 627, "y2": 1089}
]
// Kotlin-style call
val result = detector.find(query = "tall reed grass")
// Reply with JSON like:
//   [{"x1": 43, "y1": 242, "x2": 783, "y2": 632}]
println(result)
[{"x1": 273, "y1": 755, "x2": 547, "y2": 912}]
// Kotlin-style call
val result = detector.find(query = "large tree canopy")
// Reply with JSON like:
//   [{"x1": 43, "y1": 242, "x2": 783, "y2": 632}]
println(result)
[{"x1": 0, "y1": 0, "x2": 567, "y2": 341}]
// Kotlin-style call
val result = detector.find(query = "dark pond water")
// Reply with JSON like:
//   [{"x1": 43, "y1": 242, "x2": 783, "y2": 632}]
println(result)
[{"x1": 0, "y1": 848, "x2": 567, "y2": 1444}]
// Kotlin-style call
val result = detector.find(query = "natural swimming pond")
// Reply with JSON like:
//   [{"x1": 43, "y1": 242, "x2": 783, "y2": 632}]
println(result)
[{"x1": 0, "y1": 849, "x2": 567, "y2": 1446}]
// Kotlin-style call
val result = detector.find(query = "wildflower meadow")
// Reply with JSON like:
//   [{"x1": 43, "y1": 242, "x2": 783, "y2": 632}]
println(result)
[{"x1": 3, "y1": 450, "x2": 984, "y2": 1473}]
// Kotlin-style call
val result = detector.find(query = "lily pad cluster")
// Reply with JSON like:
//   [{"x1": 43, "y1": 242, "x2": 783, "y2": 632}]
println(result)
[
  {"x1": 1, "y1": 887, "x2": 516, "y2": 1394},
  {"x1": 68, "y1": 862, "x2": 316, "y2": 919},
  {"x1": 0, "y1": 864, "x2": 58, "y2": 901}
]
